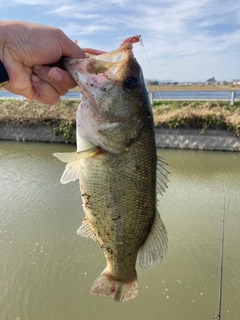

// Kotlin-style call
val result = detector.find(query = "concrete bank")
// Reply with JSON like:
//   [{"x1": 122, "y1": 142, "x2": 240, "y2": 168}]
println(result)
[{"x1": 0, "y1": 123, "x2": 240, "y2": 151}]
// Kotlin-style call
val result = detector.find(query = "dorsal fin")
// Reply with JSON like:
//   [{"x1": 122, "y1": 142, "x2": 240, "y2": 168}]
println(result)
[{"x1": 156, "y1": 156, "x2": 170, "y2": 196}]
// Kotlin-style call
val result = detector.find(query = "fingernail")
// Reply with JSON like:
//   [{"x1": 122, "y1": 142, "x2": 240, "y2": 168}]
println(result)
[
  {"x1": 32, "y1": 74, "x2": 40, "y2": 82},
  {"x1": 48, "y1": 68, "x2": 63, "y2": 82}
]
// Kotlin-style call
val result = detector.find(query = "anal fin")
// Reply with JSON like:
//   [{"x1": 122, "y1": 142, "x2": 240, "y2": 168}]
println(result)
[{"x1": 138, "y1": 210, "x2": 168, "y2": 269}]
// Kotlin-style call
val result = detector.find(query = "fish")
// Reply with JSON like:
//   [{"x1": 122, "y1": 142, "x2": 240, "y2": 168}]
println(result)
[{"x1": 53, "y1": 37, "x2": 169, "y2": 302}]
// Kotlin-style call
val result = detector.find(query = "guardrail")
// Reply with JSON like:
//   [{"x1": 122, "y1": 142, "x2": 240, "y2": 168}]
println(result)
[
  {"x1": 149, "y1": 91, "x2": 239, "y2": 105},
  {"x1": 1, "y1": 90, "x2": 240, "y2": 105}
]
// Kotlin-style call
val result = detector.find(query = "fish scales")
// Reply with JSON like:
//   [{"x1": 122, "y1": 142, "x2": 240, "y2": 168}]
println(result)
[
  {"x1": 80, "y1": 122, "x2": 156, "y2": 275},
  {"x1": 53, "y1": 38, "x2": 168, "y2": 302}
]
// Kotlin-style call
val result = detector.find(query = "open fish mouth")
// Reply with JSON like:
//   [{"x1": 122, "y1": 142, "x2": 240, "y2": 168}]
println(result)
[{"x1": 63, "y1": 43, "x2": 136, "y2": 93}]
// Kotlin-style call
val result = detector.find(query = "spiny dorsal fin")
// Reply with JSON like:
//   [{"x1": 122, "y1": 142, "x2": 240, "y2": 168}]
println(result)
[
  {"x1": 138, "y1": 210, "x2": 168, "y2": 269},
  {"x1": 156, "y1": 156, "x2": 170, "y2": 196}
]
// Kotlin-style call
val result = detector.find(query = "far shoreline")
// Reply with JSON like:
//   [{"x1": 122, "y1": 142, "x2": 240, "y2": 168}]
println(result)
[
  {"x1": 0, "y1": 98, "x2": 240, "y2": 151},
  {"x1": 1, "y1": 84, "x2": 240, "y2": 93}
]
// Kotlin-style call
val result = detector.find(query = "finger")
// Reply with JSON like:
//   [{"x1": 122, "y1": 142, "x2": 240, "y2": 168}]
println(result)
[
  {"x1": 29, "y1": 26, "x2": 85, "y2": 65},
  {"x1": 33, "y1": 66, "x2": 71, "y2": 95},
  {"x1": 83, "y1": 48, "x2": 106, "y2": 55},
  {"x1": 48, "y1": 67, "x2": 77, "y2": 89},
  {"x1": 58, "y1": 30, "x2": 86, "y2": 59},
  {"x1": 31, "y1": 74, "x2": 61, "y2": 105},
  {"x1": 120, "y1": 35, "x2": 141, "y2": 47}
]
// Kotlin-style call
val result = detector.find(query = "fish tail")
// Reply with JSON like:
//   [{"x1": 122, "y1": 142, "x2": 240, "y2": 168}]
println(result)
[{"x1": 90, "y1": 269, "x2": 138, "y2": 302}]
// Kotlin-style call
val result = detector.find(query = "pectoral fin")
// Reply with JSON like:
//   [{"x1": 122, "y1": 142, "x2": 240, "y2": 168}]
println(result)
[
  {"x1": 53, "y1": 147, "x2": 99, "y2": 163},
  {"x1": 138, "y1": 210, "x2": 168, "y2": 269},
  {"x1": 53, "y1": 147, "x2": 100, "y2": 184}
]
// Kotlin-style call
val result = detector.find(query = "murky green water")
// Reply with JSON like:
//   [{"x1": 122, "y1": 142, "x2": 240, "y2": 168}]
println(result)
[{"x1": 0, "y1": 141, "x2": 239, "y2": 320}]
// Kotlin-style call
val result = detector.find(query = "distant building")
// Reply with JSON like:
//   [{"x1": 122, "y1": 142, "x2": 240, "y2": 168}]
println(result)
[
  {"x1": 233, "y1": 79, "x2": 240, "y2": 85},
  {"x1": 206, "y1": 77, "x2": 217, "y2": 85},
  {"x1": 220, "y1": 81, "x2": 228, "y2": 86}
]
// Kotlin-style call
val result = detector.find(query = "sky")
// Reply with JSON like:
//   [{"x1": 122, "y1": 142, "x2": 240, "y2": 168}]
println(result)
[{"x1": 1, "y1": 0, "x2": 240, "y2": 82}]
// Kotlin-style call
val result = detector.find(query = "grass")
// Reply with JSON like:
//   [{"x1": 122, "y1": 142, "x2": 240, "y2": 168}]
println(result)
[
  {"x1": 1, "y1": 98, "x2": 240, "y2": 138},
  {"x1": 0, "y1": 99, "x2": 78, "y2": 125},
  {"x1": 152, "y1": 100, "x2": 240, "y2": 136}
]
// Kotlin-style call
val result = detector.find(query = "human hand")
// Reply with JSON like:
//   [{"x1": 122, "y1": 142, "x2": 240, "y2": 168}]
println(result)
[{"x1": 0, "y1": 21, "x2": 85, "y2": 104}]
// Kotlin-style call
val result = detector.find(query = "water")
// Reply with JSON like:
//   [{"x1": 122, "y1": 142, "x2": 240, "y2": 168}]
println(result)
[
  {"x1": 0, "y1": 92, "x2": 24, "y2": 99},
  {"x1": 1, "y1": 90, "x2": 240, "y2": 100},
  {"x1": 0, "y1": 141, "x2": 240, "y2": 320},
  {"x1": 153, "y1": 90, "x2": 240, "y2": 100},
  {"x1": 0, "y1": 91, "x2": 81, "y2": 100}
]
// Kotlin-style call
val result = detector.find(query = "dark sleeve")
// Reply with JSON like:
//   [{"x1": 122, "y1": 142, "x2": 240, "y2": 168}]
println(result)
[{"x1": 0, "y1": 60, "x2": 9, "y2": 87}]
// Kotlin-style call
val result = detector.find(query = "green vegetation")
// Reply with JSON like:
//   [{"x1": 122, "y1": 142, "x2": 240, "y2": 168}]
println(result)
[
  {"x1": 0, "y1": 99, "x2": 78, "y2": 124},
  {"x1": 152, "y1": 100, "x2": 240, "y2": 136},
  {"x1": 54, "y1": 120, "x2": 75, "y2": 142},
  {"x1": 0, "y1": 99, "x2": 78, "y2": 142},
  {"x1": 0, "y1": 98, "x2": 240, "y2": 139}
]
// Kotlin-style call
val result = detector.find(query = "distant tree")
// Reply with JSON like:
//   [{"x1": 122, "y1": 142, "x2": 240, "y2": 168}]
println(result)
[{"x1": 147, "y1": 80, "x2": 159, "y2": 86}]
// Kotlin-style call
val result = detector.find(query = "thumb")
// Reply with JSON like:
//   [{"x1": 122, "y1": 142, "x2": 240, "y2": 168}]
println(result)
[{"x1": 58, "y1": 31, "x2": 85, "y2": 59}]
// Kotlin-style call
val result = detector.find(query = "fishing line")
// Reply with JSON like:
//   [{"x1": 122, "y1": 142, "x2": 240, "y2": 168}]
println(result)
[
  {"x1": 139, "y1": 37, "x2": 188, "y2": 174},
  {"x1": 214, "y1": 185, "x2": 226, "y2": 320},
  {"x1": 140, "y1": 38, "x2": 161, "y2": 93}
]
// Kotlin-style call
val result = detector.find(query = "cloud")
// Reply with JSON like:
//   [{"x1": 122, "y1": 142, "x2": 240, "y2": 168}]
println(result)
[
  {"x1": 63, "y1": 22, "x2": 113, "y2": 36},
  {"x1": 55, "y1": 0, "x2": 240, "y2": 80},
  {"x1": 12, "y1": 0, "x2": 65, "y2": 4},
  {"x1": 50, "y1": 4, "x2": 100, "y2": 20},
  {"x1": 4, "y1": 0, "x2": 240, "y2": 80}
]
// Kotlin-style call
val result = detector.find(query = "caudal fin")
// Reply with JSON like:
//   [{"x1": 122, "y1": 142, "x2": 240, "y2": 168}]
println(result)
[{"x1": 90, "y1": 269, "x2": 138, "y2": 302}]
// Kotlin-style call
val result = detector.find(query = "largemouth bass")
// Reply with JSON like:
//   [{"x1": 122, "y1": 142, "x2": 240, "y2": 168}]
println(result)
[{"x1": 53, "y1": 39, "x2": 169, "y2": 302}]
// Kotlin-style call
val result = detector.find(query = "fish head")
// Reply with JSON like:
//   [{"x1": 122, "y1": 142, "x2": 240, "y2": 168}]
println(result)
[{"x1": 64, "y1": 43, "x2": 151, "y2": 153}]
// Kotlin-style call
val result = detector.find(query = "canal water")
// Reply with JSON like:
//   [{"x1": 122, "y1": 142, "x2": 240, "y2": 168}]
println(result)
[
  {"x1": 1, "y1": 90, "x2": 240, "y2": 100},
  {"x1": 0, "y1": 141, "x2": 239, "y2": 320}
]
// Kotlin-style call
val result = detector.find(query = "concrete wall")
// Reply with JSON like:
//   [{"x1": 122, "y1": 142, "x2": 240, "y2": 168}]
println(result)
[
  {"x1": 0, "y1": 123, "x2": 68, "y2": 144},
  {"x1": 1, "y1": 123, "x2": 240, "y2": 151},
  {"x1": 155, "y1": 128, "x2": 240, "y2": 151}
]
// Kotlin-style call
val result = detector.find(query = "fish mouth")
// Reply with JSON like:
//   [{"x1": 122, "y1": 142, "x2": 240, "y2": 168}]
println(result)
[
  {"x1": 63, "y1": 43, "x2": 136, "y2": 92},
  {"x1": 63, "y1": 42, "x2": 146, "y2": 153}
]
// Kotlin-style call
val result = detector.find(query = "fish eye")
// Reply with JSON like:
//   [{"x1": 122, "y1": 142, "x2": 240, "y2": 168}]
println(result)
[{"x1": 124, "y1": 77, "x2": 138, "y2": 90}]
